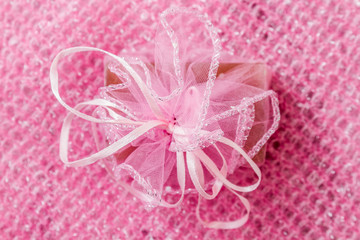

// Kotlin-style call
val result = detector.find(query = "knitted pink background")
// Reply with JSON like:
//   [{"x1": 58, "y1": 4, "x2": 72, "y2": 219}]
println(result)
[{"x1": 1, "y1": 0, "x2": 359, "y2": 239}]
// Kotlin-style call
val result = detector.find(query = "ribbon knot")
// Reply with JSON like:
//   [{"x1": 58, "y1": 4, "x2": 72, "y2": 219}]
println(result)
[{"x1": 166, "y1": 121, "x2": 175, "y2": 134}]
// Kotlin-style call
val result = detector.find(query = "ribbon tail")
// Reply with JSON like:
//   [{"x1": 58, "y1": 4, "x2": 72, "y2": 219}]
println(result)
[
  {"x1": 194, "y1": 139, "x2": 261, "y2": 193},
  {"x1": 160, "y1": 151, "x2": 186, "y2": 208},
  {"x1": 187, "y1": 151, "x2": 222, "y2": 200},
  {"x1": 190, "y1": 140, "x2": 261, "y2": 229},
  {"x1": 195, "y1": 188, "x2": 251, "y2": 229}
]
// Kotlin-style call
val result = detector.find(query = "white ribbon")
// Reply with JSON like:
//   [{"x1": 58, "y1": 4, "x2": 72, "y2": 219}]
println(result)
[{"x1": 50, "y1": 46, "x2": 264, "y2": 229}]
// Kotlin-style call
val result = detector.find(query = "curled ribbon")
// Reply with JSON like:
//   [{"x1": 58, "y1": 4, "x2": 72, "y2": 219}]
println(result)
[{"x1": 50, "y1": 8, "x2": 279, "y2": 229}]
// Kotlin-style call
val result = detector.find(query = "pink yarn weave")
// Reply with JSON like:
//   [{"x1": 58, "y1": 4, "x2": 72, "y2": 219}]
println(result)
[{"x1": 1, "y1": 0, "x2": 359, "y2": 239}]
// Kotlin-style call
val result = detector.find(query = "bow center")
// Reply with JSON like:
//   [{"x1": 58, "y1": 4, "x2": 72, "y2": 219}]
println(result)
[
  {"x1": 164, "y1": 120, "x2": 192, "y2": 152},
  {"x1": 166, "y1": 121, "x2": 176, "y2": 134}
]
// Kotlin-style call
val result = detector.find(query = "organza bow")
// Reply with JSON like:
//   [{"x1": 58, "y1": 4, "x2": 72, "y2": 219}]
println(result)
[{"x1": 50, "y1": 8, "x2": 280, "y2": 229}]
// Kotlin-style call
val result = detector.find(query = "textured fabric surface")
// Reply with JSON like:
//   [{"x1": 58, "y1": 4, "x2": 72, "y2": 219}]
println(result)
[{"x1": 1, "y1": 0, "x2": 360, "y2": 239}]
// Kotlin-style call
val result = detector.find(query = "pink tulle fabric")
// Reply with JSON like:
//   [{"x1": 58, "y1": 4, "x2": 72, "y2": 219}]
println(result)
[
  {"x1": 48, "y1": 8, "x2": 280, "y2": 229},
  {"x1": 92, "y1": 8, "x2": 279, "y2": 204}
]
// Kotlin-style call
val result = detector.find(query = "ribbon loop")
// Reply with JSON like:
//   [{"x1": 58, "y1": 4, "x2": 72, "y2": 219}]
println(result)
[{"x1": 50, "y1": 46, "x2": 165, "y2": 121}]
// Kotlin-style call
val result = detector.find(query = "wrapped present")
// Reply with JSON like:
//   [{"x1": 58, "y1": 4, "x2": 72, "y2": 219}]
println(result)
[{"x1": 50, "y1": 7, "x2": 280, "y2": 229}]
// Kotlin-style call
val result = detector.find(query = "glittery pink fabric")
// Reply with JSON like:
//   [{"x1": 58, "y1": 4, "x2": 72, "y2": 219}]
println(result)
[{"x1": 1, "y1": 0, "x2": 359, "y2": 239}]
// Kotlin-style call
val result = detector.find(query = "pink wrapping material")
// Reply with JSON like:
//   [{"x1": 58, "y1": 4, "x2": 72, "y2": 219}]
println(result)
[
  {"x1": 1, "y1": 0, "x2": 360, "y2": 239},
  {"x1": 86, "y1": 9, "x2": 280, "y2": 206},
  {"x1": 49, "y1": 8, "x2": 280, "y2": 229}
]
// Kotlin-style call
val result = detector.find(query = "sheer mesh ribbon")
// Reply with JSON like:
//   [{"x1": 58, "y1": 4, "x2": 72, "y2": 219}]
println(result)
[{"x1": 50, "y1": 8, "x2": 280, "y2": 229}]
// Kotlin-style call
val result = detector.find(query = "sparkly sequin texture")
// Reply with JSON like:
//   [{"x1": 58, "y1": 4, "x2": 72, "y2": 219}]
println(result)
[{"x1": 1, "y1": 0, "x2": 359, "y2": 239}]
